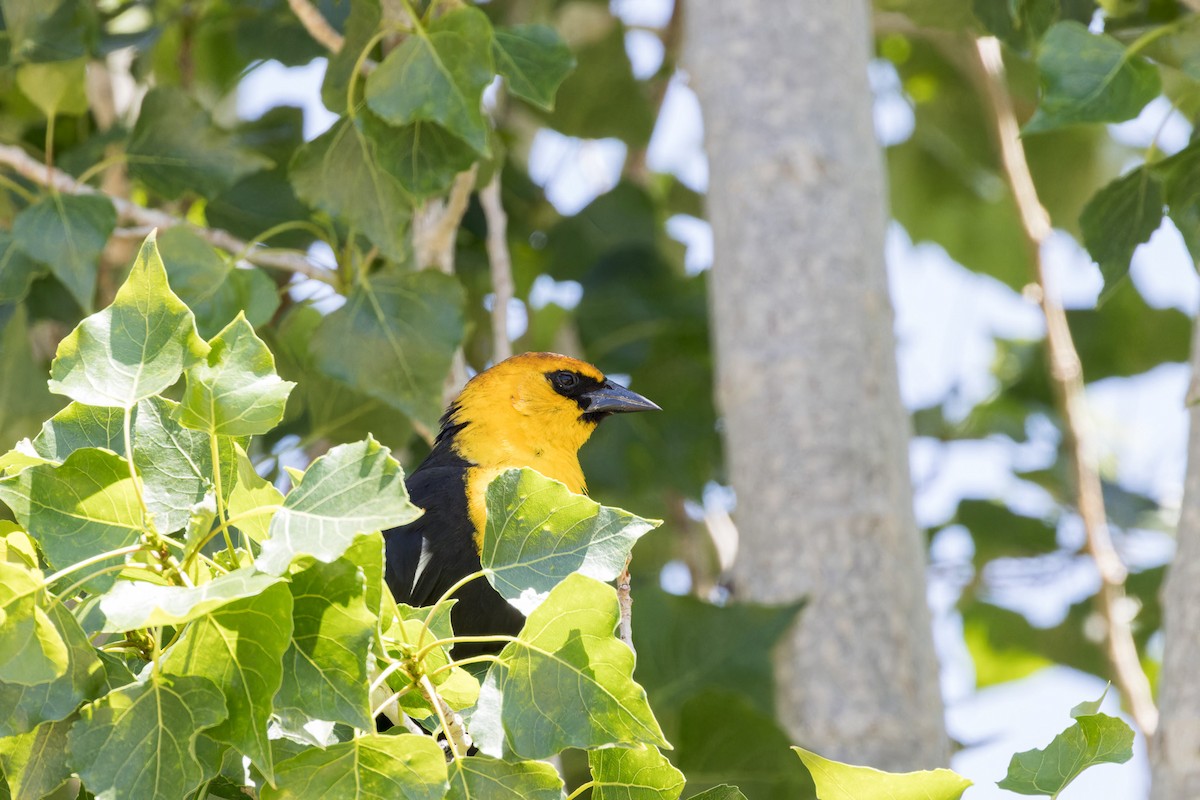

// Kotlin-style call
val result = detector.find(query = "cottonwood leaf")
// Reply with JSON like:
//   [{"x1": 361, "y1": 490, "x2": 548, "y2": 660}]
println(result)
[
  {"x1": 2, "y1": 0, "x2": 92, "y2": 63},
  {"x1": 274, "y1": 552, "x2": 376, "y2": 731},
  {"x1": 590, "y1": 746, "x2": 686, "y2": 800},
  {"x1": 320, "y1": 0, "x2": 381, "y2": 112},
  {"x1": 365, "y1": 6, "x2": 494, "y2": 153},
  {"x1": 68, "y1": 673, "x2": 227, "y2": 800},
  {"x1": 0, "y1": 560, "x2": 68, "y2": 686},
  {"x1": 226, "y1": 443, "x2": 283, "y2": 543},
  {"x1": 0, "y1": 232, "x2": 46, "y2": 303},
  {"x1": 485, "y1": 573, "x2": 666, "y2": 759},
  {"x1": 31, "y1": 402, "x2": 124, "y2": 461},
  {"x1": 128, "y1": 87, "x2": 272, "y2": 199},
  {"x1": 793, "y1": 747, "x2": 970, "y2": 800},
  {"x1": 262, "y1": 733, "x2": 448, "y2": 800},
  {"x1": 157, "y1": 226, "x2": 279, "y2": 339},
  {"x1": 289, "y1": 116, "x2": 412, "y2": 261},
  {"x1": 257, "y1": 436, "x2": 420, "y2": 574},
  {"x1": 162, "y1": 581, "x2": 292, "y2": 784},
  {"x1": 310, "y1": 269, "x2": 466, "y2": 432},
  {"x1": 48, "y1": 232, "x2": 208, "y2": 408},
  {"x1": 16, "y1": 57, "x2": 88, "y2": 117},
  {"x1": 997, "y1": 692, "x2": 1133, "y2": 796},
  {"x1": 11, "y1": 194, "x2": 116, "y2": 313},
  {"x1": 0, "y1": 714, "x2": 76, "y2": 800},
  {"x1": 446, "y1": 755, "x2": 563, "y2": 800},
  {"x1": 1079, "y1": 167, "x2": 1163, "y2": 288},
  {"x1": 133, "y1": 396, "x2": 237, "y2": 534},
  {"x1": 363, "y1": 110, "x2": 478, "y2": 200},
  {"x1": 0, "y1": 602, "x2": 105, "y2": 738},
  {"x1": 177, "y1": 313, "x2": 294, "y2": 436},
  {"x1": 1025, "y1": 22, "x2": 1160, "y2": 134},
  {"x1": 0, "y1": 447, "x2": 141, "y2": 590},
  {"x1": 481, "y1": 468, "x2": 659, "y2": 614},
  {"x1": 0, "y1": 306, "x2": 63, "y2": 452},
  {"x1": 493, "y1": 25, "x2": 575, "y2": 111},
  {"x1": 99, "y1": 568, "x2": 283, "y2": 631},
  {"x1": 686, "y1": 787, "x2": 749, "y2": 800}
]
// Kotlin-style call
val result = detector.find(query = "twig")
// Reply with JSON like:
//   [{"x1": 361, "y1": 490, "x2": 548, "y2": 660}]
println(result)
[
  {"x1": 480, "y1": 173, "x2": 514, "y2": 362},
  {"x1": 973, "y1": 35, "x2": 1158, "y2": 740},
  {"x1": 418, "y1": 674, "x2": 472, "y2": 758},
  {"x1": 0, "y1": 143, "x2": 337, "y2": 286},
  {"x1": 617, "y1": 556, "x2": 634, "y2": 653},
  {"x1": 287, "y1": 0, "x2": 344, "y2": 51},
  {"x1": 414, "y1": 167, "x2": 478, "y2": 273}
]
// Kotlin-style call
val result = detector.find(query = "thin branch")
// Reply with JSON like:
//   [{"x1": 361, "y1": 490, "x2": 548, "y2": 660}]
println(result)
[
  {"x1": 973, "y1": 35, "x2": 1158, "y2": 741},
  {"x1": 0, "y1": 143, "x2": 338, "y2": 286},
  {"x1": 287, "y1": 0, "x2": 344, "y2": 51},
  {"x1": 415, "y1": 166, "x2": 478, "y2": 273},
  {"x1": 617, "y1": 556, "x2": 635, "y2": 653},
  {"x1": 419, "y1": 674, "x2": 472, "y2": 759},
  {"x1": 480, "y1": 172, "x2": 514, "y2": 362}
]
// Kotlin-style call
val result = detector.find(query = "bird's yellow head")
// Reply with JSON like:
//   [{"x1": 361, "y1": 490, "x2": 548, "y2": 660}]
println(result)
[{"x1": 442, "y1": 352, "x2": 658, "y2": 513}]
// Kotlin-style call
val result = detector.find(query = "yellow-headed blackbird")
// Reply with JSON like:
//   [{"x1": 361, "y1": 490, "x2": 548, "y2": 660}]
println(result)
[{"x1": 384, "y1": 352, "x2": 659, "y2": 652}]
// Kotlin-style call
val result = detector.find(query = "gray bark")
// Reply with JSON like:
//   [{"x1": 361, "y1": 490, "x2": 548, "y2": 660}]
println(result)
[
  {"x1": 1152, "y1": 321, "x2": 1200, "y2": 799},
  {"x1": 684, "y1": 0, "x2": 948, "y2": 769}
]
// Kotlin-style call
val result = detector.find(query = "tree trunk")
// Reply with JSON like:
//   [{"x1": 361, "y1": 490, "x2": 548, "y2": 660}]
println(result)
[
  {"x1": 684, "y1": 0, "x2": 948, "y2": 769},
  {"x1": 1152, "y1": 321, "x2": 1200, "y2": 799}
]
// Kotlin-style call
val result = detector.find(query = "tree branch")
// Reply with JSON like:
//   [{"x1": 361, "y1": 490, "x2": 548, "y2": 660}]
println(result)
[
  {"x1": 0, "y1": 143, "x2": 338, "y2": 286},
  {"x1": 480, "y1": 172, "x2": 514, "y2": 363},
  {"x1": 973, "y1": 35, "x2": 1158, "y2": 741},
  {"x1": 617, "y1": 557, "x2": 635, "y2": 653},
  {"x1": 287, "y1": 0, "x2": 345, "y2": 52}
]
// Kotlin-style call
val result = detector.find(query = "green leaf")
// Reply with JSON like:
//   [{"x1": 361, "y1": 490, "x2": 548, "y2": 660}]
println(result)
[
  {"x1": 133, "y1": 396, "x2": 237, "y2": 535},
  {"x1": 320, "y1": 0, "x2": 381, "y2": 112},
  {"x1": 31, "y1": 402, "x2": 124, "y2": 461},
  {"x1": 793, "y1": 747, "x2": 971, "y2": 800},
  {"x1": 1, "y1": 0, "x2": 92, "y2": 63},
  {"x1": 997, "y1": 693, "x2": 1134, "y2": 796},
  {"x1": 447, "y1": 755, "x2": 563, "y2": 800},
  {"x1": 363, "y1": 111, "x2": 478, "y2": 200},
  {"x1": 0, "y1": 447, "x2": 141, "y2": 589},
  {"x1": 156, "y1": 226, "x2": 279, "y2": 340},
  {"x1": 127, "y1": 87, "x2": 272, "y2": 199},
  {"x1": 263, "y1": 733, "x2": 448, "y2": 800},
  {"x1": 16, "y1": 57, "x2": 88, "y2": 117},
  {"x1": 686, "y1": 788, "x2": 749, "y2": 800},
  {"x1": 0, "y1": 305, "x2": 64, "y2": 452},
  {"x1": 99, "y1": 568, "x2": 283, "y2": 631},
  {"x1": 225, "y1": 444, "x2": 283, "y2": 543},
  {"x1": 481, "y1": 468, "x2": 659, "y2": 613},
  {"x1": 0, "y1": 233, "x2": 46, "y2": 304},
  {"x1": 11, "y1": 194, "x2": 116, "y2": 313},
  {"x1": 365, "y1": 6, "x2": 495, "y2": 153},
  {"x1": 590, "y1": 747, "x2": 686, "y2": 800},
  {"x1": 177, "y1": 313, "x2": 294, "y2": 436},
  {"x1": 274, "y1": 552, "x2": 376, "y2": 730},
  {"x1": 1153, "y1": 140, "x2": 1200, "y2": 261},
  {"x1": 546, "y1": 26, "x2": 655, "y2": 145},
  {"x1": 493, "y1": 25, "x2": 575, "y2": 111},
  {"x1": 289, "y1": 116, "x2": 412, "y2": 261},
  {"x1": 0, "y1": 559, "x2": 68, "y2": 686},
  {"x1": 309, "y1": 269, "x2": 466, "y2": 432},
  {"x1": 0, "y1": 714, "x2": 75, "y2": 800},
  {"x1": 0, "y1": 602, "x2": 104, "y2": 739},
  {"x1": 48, "y1": 232, "x2": 208, "y2": 408},
  {"x1": 486, "y1": 573, "x2": 666, "y2": 759},
  {"x1": 1078, "y1": 166, "x2": 1163, "y2": 287},
  {"x1": 1025, "y1": 22, "x2": 1161, "y2": 134},
  {"x1": 257, "y1": 436, "x2": 420, "y2": 574},
  {"x1": 68, "y1": 673, "x2": 228, "y2": 800},
  {"x1": 162, "y1": 581, "x2": 293, "y2": 784}
]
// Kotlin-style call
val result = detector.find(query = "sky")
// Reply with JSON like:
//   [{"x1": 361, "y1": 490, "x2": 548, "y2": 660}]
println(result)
[{"x1": 233, "y1": 2, "x2": 1199, "y2": 795}]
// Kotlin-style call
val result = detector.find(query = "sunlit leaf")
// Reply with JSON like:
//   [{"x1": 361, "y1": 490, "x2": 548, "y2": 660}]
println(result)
[
  {"x1": 16, "y1": 57, "x2": 88, "y2": 117},
  {"x1": 225, "y1": 443, "x2": 282, "y2": 543},
  {"x1": 99, "y1": 568, "x2": 283, "y2": 631},
  {"x1": 0, "y1": 714, "x2": 75, "y2": 800},
  {"x1": 263, "y1": 733, "x2": 448, "y2": 800},
  {"x1": 793, "y1": 747, "x2": 971, "y2": 800},
  {"x1": 0, "y1": 560, "x2": 68, "y2": 686},
  {"x1": 590, "y1": 746, "x2": 686, "y2": 800},
  {"x1": 481, "y1": 468, "x2": 659, "y2": 613},
  {"x1": 68, "y1": 673, "x2": 228, "y2": 800},
  {"x1": 257, "y1": 436, "x2": 420, "y2": 574},
  {"x1": 48, "y1": 233, "x2": 208, "y2": 408},
  {"x1": 447, "y1": 755, "x2": 563, "y2": 800}
]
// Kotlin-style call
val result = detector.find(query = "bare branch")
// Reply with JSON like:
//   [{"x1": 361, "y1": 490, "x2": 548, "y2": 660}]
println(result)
[
  {"x1": 480, "y1": 173, "x2": 514, "y2": 363},
  {"x1": 617, "y1": 557, "x2": 635, "y2": 653},
  {"x1": 973, "y1": 35, "x2": 1158, "y2": 741},
  {"x1": 287, "y1": 0, "x2": 345, "y2": 52},
  {"x1": 415, "y1": 167, "x2": 479, "y2": 274},
  {"x1": 0, "y1": 143, "x2": 338, "y2": 287}
]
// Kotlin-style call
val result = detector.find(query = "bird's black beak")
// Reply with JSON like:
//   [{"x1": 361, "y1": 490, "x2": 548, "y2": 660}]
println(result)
[{"x1": 581, "y1": 380, "x2": 661, "y2": 414}]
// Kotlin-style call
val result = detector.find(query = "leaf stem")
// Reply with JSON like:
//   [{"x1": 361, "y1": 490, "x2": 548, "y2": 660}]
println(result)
[
  {"x1": 209, "y1": 433, "x2": 238, "y2": 564},
  {"x1": 371, "y1": 683, "x2": 417, "y2": 718},
  {"x1": 42, "y1": 543, "x2": 148, "y2": 587},
  {"x1": 76, "y1": 151, "x2": 129, "y2": 187},
  {"x1": 44, "y1": 562, "x2": 152, "y2": 615},
  {"x1": 346, "y1": 30, "x2": 393, "y2": 119},
  {"x1": 369, "y1": 658, "x2": 413, "y2": 693},
  {"x1": 565, "y1": 780, "x2": 595, "y2": 800},
  {"x1": 414, "y1": 633, "x2": 519, "y2": 662},
  {"x1": 186, "y1": 504, "x2": 281, "y2": 572},
  {"x1": 0, "y1": 171, "x2": 37, "y2": 203},
  {"x1": 419, "y1": 674, "x2": 468, "y2": 764},
  {"x1": 427, "y1": 654, "x2": 499, "y2": 680},
  {"x1": 416, "y1": 569, "x2": 486, "y2": 651}
]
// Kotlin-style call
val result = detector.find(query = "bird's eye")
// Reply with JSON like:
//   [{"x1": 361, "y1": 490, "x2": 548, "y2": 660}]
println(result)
[{"x1": 552, "y1": 371, "x2": 580, "y2": 392}]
